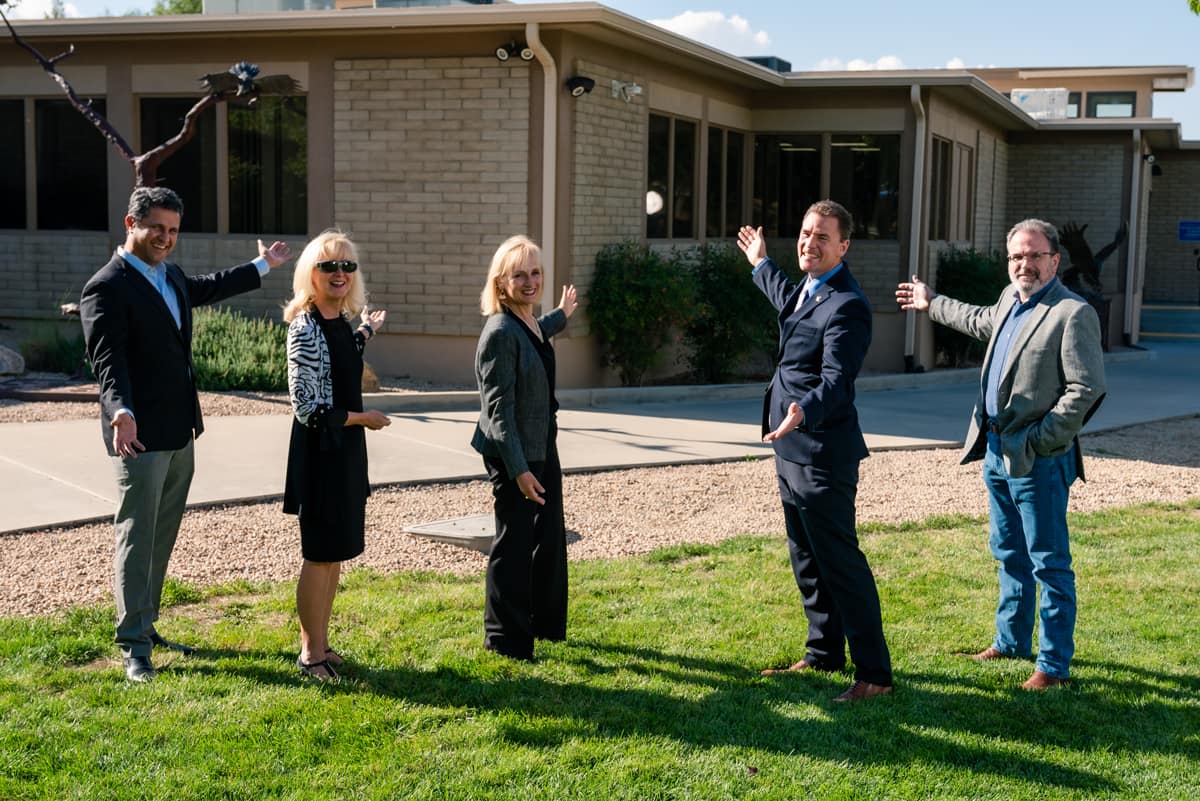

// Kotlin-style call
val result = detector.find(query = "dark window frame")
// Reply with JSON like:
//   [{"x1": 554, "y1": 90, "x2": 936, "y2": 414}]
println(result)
[
  {"x1": 705, "y1": 125, "x2": 746, "y2": 238},
  {"x1": 0, "y1": 99, "x2": 25, "y2": 230},
  {"x1": 1086, "y1": 91, "x2": 1136, "y2": 119},
  {"x1": 646, "y1": 112, "x2": 698, "y2": 240}
]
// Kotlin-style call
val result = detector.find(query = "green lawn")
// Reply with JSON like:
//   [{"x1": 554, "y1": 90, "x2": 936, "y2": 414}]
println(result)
[{"x1": 2, "y1": 501, "x2": 1198, "y2": 801}]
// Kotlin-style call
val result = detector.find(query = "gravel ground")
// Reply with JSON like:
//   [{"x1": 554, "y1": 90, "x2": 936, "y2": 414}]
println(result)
[{"x1": 0, "y1": 389, "x2": 1196, "y2": 618}]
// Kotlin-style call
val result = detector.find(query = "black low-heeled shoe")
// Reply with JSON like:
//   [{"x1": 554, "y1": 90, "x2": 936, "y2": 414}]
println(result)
[{"x1": 123, "y1": 655, "x2": 156, "y2": 683}]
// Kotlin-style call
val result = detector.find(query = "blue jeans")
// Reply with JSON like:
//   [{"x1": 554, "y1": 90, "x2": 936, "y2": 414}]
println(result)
[{"x1": 982, "y1": 433, "x2": 1077, "y2": 679}]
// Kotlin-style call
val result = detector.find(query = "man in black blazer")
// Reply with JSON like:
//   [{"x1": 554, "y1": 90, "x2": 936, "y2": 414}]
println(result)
[
  {"x1": 80, "y1": 186, "x2": 292, "y2": 683},
  {"x1": 737, "y1": 200, "x2": 893, "y2": 702}
]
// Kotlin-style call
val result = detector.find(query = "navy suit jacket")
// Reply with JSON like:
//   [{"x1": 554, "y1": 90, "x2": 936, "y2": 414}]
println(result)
[
  {"x1": 753, "y1": 258, "x2": 871, "y2": 468},
  {"x1": 80, "y1": 252, "x2": 262, "y2": 456}
]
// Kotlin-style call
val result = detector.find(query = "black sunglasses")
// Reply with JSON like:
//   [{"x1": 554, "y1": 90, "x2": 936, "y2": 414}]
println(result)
[{"x1": 316, "y1": 259, "x2": 358, "y2": 274}]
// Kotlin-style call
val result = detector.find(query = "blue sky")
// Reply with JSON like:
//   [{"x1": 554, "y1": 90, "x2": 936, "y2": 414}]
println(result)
[{"x1": 7, "y1": 0, "x2": 1199, "y2": 137}]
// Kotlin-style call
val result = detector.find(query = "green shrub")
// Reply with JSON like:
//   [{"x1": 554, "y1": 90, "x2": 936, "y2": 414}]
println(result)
[
  {"x1": 933, "y1": 247, "x2": 1010, "y2": 367},
  {"x1": 678, "y1": 243, "x2": 777, "y2": 383},
  {"x1": 589, "y1": 241, "x2": 692, "y2": 386},
  {"x1": 19, "y1": 323, "x2": 92, "y2": 377},
  {"x1": 191, "y1": 307, "x2": 288, "y2": 391}
]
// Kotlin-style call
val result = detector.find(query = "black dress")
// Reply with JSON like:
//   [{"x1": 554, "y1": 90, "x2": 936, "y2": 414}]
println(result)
[{"x1": 284, "y1": 311, "x2": 370, "y2": 562}]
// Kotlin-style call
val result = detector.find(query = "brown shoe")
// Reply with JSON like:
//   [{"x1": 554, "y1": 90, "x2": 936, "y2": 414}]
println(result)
[
  {"x1": 832, "y1": 680, "x2": 893, "y2": 703},
  {"x1": 1022, "y1": 670, "x2": 1069, "y2": 690},
  {"x1": 961, "y1": 646, "x2": 1009, "y2": 661},
  {"x1": 761, "y1": 658, "x2": 839, "y2": 676}
]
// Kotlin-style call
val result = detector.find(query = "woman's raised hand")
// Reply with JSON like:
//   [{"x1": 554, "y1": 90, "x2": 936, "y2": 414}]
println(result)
[{"x1": 558, "y1": 284, "x2": 579, "y2": 318}]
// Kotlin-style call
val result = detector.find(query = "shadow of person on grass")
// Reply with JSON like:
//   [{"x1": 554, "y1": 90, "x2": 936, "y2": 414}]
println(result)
[{"x1": 331, "y1": 642, "x2": 1119, "y2": 794}]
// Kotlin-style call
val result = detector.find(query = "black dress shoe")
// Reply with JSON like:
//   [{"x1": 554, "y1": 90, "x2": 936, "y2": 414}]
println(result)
[
  {"x1": 149, "y1": 632, "x2": 194, "y2": 656},
  {"x1": 123, "y1": 655, "x2": 156, "y2": 683}
]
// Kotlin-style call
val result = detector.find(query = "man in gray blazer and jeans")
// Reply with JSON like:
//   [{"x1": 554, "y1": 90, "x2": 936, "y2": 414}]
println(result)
[{"x1": 896, "y1": 218, "x2": 1105, "y2": 690}]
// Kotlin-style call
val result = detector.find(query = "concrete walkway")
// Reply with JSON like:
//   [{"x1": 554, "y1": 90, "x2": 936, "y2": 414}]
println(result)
[{"x1": 2, "y1": 341, "x2": 1196, "y2": 534}]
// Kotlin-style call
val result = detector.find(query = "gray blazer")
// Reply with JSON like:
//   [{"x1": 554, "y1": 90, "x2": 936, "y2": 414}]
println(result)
[
  {"x1": 930, "y1": 279, "x2": 1106, "y2": 479},
  {"x1": 471, "y1": 307, "x2": 568, "y2": 479}
]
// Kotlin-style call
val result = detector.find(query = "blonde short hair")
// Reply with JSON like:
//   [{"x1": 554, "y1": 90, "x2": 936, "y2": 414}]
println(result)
[
  {"x1": 480, "y1": 235, "x2": 540, "y2": 316},
  {"x1": 283, "y1": 230, "x2": 366, "y2": 323}
]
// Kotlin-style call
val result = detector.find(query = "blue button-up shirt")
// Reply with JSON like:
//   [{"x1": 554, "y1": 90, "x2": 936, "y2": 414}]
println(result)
[
  {"x1": 753, "y1": 259, "x2": 844, "y2": 312},
  {"x1": 119, "y1": 246, "x2": 182, "y2": 329},
  {"x1": 984, "y1": 278, "x2": 1057, "y2": 418}
]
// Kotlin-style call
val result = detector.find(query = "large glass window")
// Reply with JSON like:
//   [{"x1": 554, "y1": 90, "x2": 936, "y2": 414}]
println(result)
[
  {"x1": 36, "y1": 98, "x2": 107, "y2": 231},
  {"x1": 705, "y1": 126, "x2": 745, "y2": 238},
  {"x1": 1067, "y1": 91, "x2": 1081, "y2": 119},
  {"x1": 0, "y1": 100, "x2": 24, "y2": 229},
  {"x1": 929, "y1": 136, "x2": 952, "y2": 241},
  {"x1": 646, "y1": 112, "x2": 697, "y2": 239},
  {"x1": 829, "y1": 133, "x2": 900, "y2": 240},
  {"x1": 752, "y1": 134, "x2": 820, "y2": 238},
  {"x1": 140, "y1": 98, "x2": 218, "y2": 233},
  {"x1": 229, "y1": 96, "x2": 307, "y2": 235},
  {"x1": 1086, "y1": 91, "x2": 1135, "y2": 119}
]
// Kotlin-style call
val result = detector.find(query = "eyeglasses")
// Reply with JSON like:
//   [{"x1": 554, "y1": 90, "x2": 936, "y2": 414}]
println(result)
[
  {"x1": 316, "y1": 260, "x2": 358, "y2": 273},
  {"x1": 1006, "y1": 252, "x2": 1052, "y2": 264}
]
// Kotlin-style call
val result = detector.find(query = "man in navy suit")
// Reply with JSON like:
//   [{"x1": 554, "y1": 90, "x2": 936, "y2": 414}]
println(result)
[
  {"x1": 80, "y1": 186, "x2": 292, "y2": 683},
  {"x1": 737, "y1": 200, "x2": 893, "y2": 702}
]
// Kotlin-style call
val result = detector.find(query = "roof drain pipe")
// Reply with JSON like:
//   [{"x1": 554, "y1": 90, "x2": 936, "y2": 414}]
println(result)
[
  {"x1": 526, "y1": 22, "x2": 557, "y2": 304},
  {"x1": 904, "y1": 83, "x2": 926, "y2": 372},
  {"x1": 1123, "y1": 127, "x2": 1142, "y2": 346}
]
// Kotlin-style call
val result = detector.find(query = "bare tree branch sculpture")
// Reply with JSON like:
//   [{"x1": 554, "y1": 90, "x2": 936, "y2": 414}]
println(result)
[{"x1": 0, "y1": 5, "x2": 300, "y2": 188}]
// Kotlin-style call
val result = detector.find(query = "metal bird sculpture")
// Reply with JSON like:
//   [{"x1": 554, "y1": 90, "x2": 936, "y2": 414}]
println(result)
[
  {"x1": 0, "y1": 0, "x2": 305, "y2": 187},
  {"x1": 200, "y1": 61, "x2": 301, "y2": 106},
  {"x1": 1060, "y1": 220, "x2": 1128, "y2": 301}
]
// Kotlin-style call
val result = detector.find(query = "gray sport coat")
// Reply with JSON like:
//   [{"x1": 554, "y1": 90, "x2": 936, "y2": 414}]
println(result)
[
  {"x1": 930, "y1": 279, "x2": 1106, "y2": 479},
  {"x1": 470, "y1": 307, "x2": 567, "y2": 479}
]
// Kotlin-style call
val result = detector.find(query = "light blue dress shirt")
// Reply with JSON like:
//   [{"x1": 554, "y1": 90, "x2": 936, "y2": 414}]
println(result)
[
  {"x1": 753, "y1": 258, "x2": 844, "y2": 312},
  {"x1": 984, "y1": 278, "x2": 1058, "y2": 418}
]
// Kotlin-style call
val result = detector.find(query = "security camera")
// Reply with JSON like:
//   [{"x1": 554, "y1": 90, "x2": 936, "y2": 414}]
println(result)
[
  {"x1": 1143, "y1": 153, "x2": 1156, "y2": 164},
  {"x1": 565, "y1": 76, "x2": 595, "y2": 97}
]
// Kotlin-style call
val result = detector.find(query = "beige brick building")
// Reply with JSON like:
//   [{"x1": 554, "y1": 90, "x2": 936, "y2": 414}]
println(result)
[{"x1": 0, "y1": 4, "x2": 1195, "y2": 384}]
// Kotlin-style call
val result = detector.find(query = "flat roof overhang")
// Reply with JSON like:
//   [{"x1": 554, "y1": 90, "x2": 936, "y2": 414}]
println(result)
[{"x1": 4, "y1": 3, "x2": 1194, "y2": 146}]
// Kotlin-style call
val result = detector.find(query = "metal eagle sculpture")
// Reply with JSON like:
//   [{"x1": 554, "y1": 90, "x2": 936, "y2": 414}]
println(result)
[
  {"x1": 0, "y1": 3, "x2": 300, "y2": 187},
  {"x1": 200, "y1": 61, "x2": 301, "y2": 105}
]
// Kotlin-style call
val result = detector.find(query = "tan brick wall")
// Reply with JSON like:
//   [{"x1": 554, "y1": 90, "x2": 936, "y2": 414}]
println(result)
[
  {"x1": 1145, "y1": 153, "x2": 1200, "y2": 302},
  {"x1": 0, "y1": 232, "x2": 288, "y2": 322},
  {"x1": 973, "y1": 133, "x2": 1008, "y2": 252},
  {"x1": 569, "y1": 60, "x2": 646, "y2": 337},
  {"x1": 0, "y1": 232, "x2": 113, "y2": 320},
  {"x1": 1006, "y1": 142, "x2": 1126, "y2": 294},
  {"x1": 332, "y1": 57, "x2": 530, "y2": 337}
]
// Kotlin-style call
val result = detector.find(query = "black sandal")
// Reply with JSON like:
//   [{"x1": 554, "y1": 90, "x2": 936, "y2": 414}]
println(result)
[
  {"x1": 324, "y1": 648, "x2": 345, "y2": 667},
  {"x1": 296, "y1": 656, "x2": 338, "y2": 681}
]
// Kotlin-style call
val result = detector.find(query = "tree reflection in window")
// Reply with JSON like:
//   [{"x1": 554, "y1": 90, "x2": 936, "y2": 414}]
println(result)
[{"x1": 229, "y1": 96, "x2": 307, "y2": 235}]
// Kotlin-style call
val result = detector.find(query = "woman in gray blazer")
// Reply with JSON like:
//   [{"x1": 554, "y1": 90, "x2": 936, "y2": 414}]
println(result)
[{"x1": 471, "y1": 235, "x2": 578, "y2": 661}]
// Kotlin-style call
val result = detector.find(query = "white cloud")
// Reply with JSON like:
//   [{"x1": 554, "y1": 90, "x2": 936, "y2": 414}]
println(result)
[
  {"x1": 4, "y1": 0, "x2": 83, "y2": 18},
  {"x1": 945, "y1": 57, "x2": 966, "y2": 70},
  {"x1": 648, "y1": 10, "x2": 771, "y2": 55},
  {"x1": 812, "y1": 55, "x2": 907, "y2": 71}
]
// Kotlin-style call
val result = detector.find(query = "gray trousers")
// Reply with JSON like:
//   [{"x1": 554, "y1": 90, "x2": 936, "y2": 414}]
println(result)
[{"x1": 111, "y1": 440, "x2": 195, "y2": 658}]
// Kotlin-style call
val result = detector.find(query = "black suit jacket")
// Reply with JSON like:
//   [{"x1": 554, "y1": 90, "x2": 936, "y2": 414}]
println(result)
[
  {"x1": 80, "y1": 252, "x2": 263, "y2": 456},
  {"x1": 753, "y1": 258, "x2": 872, "y2": 468}
]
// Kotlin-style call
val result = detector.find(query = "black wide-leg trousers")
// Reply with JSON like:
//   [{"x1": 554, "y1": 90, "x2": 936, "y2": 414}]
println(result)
[{"x1": 482, "y1": 435, "x2": 567, "y2": 660}]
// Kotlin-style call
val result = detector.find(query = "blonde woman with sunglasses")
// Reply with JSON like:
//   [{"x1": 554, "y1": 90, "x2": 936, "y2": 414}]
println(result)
[{"x1": 282, "y1": 230, "x2": 390, "y2": 681}]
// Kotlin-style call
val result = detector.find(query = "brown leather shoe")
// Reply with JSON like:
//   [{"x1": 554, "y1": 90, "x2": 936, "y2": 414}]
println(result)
[
  {"x1": 961, "y1": 646, "x2": 1009, "y2": 661},
  {"x1": 1022, "y1": 670, "x2": 1069, "y2": 690},
  {"x1": 761, "y1": 659, "x2": 839, "y2": 676},
  {"x1": 832, "y1": 680, "x2": 893, "y2": 702}
]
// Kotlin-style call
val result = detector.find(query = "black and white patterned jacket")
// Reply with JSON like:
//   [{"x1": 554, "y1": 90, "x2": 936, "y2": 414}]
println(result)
[{"x1": 287, "y1": 309, "x2": 366, "y2": 430}]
